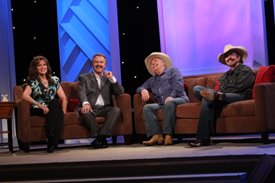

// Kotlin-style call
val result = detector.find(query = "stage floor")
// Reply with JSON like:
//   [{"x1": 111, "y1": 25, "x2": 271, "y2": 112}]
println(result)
[
  {"x1": 1, "y1": 134, "x2": 275, "y2": 166},
  {"x1": 1, "y1": 134, "x2": 275, "y2": 182}
]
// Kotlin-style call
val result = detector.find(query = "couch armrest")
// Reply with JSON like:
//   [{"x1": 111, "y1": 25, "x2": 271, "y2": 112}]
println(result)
[
  {"x1": 133, "y1": 93, "x2": 145, "y2": 124},
  {"x1": 116, "y1": 93, "x2": 132, "y2": 133},
  {"x1": 255, "y1": 83, "x2": 275, "y2": 131},
  {"x1": 13, "y1": 85, "x2": 23, "y2": 107},
  {"x1": 16, "y1": 100, "x2": 31, "y2": 142}
]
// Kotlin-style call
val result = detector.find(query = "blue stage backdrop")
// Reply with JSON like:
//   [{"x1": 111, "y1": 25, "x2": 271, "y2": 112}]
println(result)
[
  {"x1": 0, "y1": 0, "x2": 16, "y2": 101},
  {"x1": 56, "y1": 0, "x2": 121, "y2": 82}
]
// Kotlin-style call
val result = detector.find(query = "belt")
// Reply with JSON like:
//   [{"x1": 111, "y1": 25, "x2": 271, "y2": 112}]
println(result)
[{"x1": 93, "y1": 105, "x2": 105, "y2": 110}]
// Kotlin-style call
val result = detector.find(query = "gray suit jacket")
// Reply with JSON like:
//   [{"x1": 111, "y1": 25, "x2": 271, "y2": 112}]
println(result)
[{"x1": 77, "y1": 72, "x2": 124, "y2": 108}]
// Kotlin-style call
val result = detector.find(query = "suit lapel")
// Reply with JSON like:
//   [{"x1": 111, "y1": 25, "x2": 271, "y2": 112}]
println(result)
[
  {"x1": 90, "y1": 72, "x2": 108, "y2": 91},
  {"x1": 89, "y1": 72, "x2": 100, "y2": 90},
  {"x1": 100, "y1": 76, "x2": 108, "y2": 89}
]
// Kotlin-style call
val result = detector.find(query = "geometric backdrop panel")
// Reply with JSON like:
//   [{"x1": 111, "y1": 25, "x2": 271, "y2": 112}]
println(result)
[{"x1": 57, "y1": 0, "x2": 112, "y2": 82}]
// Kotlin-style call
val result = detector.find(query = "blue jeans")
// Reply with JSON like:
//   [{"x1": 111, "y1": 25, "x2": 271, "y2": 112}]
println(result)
[
  {"x1": 193, "y1": 85, "x2": 245, "y2": 140},
  {"x1": 143, "y1": 98, "x2": 188, "y2": 137}
]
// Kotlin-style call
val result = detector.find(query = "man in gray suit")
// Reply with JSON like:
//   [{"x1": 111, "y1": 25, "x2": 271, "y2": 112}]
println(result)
[{"x1": 77, "y1": 53, "x2": 124, "y2": 148}]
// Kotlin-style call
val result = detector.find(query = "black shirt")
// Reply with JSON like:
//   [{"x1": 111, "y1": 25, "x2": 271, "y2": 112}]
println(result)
[{"x1": 219, "y1": 63, "x2": 255, "y2": 94}]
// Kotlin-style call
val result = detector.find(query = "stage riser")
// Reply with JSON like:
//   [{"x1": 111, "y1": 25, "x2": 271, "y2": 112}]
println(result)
[{"x1": 0, "y1": 155, "x2": 264, "y2": 182}]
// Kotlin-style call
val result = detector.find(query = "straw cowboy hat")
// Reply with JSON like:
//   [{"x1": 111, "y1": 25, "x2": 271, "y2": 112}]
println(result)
[
  {"x1": 218, "y1": 44, "x2": 248, "y2": 65},
  {"x1": 145, "y1": 52, "x2": 172, "y2": 75}
]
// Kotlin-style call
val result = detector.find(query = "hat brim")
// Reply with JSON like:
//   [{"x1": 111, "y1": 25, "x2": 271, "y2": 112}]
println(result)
[
  {"x1": 218, "y1": 46, "x2": 247, "y2": 65},
  {"x1": 145, "y1": 52, "x2": 172, "y2": 75}
]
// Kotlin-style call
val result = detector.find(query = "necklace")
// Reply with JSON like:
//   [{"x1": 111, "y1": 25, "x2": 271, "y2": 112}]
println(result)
[{"x1": 41, "y1": 80, "x2": 48, "y2": 86}]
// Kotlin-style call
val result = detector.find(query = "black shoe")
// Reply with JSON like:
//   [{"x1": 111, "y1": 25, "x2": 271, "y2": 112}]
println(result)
[
  {"x1": 91, "y1": 137, "x2": 102, "y2": 149},
  {"x1": 188, "y1": 138, "x2": 212, "y2": 147},
  {"x1": 100, "y1": 137, "x2": 108, "y2": 148},
  {"x1": 47, "y1": 144, "x2": 55, "y2": 153},
  {"x1": 46, "y1": 136, "x2": 55, "y2": 153}
]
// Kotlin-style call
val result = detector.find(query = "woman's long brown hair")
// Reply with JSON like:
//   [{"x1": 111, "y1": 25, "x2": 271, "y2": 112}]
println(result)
[{"x1": 26, "y1": 55, "x2": 53, "y2": 84}]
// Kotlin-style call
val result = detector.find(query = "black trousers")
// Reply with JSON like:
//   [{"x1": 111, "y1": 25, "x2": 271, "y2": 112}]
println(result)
[{"x1": 30, "y1": 99, "x2": 64, "y2": 145}]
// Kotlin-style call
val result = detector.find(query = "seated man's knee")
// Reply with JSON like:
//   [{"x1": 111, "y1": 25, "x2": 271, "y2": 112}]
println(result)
[
  {"x1": 143, "y1": 104, "x2": 152, "y2": 113},
  {"x1": 164, "y1": 101, "x2": 177, "y2": 112},
  {"x1": 193, "y1": 85, "x2": 203, "y2": 93},
  {"x1": 193, "y1": 85, "x2": 206, "y2": 99},
  {"x1": 165, "y1": 100, "x2": 175, "y2": 107},
  {"x1": 82, "y1": 111, "x2": 95, "y2": 119}
]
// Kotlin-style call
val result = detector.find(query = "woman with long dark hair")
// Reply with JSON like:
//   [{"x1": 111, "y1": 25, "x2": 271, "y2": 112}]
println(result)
[{"x1": 22, "y1": 55, "x2": 67, "y2": 153}]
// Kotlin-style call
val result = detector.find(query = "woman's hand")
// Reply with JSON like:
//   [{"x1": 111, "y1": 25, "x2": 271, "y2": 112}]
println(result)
[{"x1": 40, "y1": 105, "x2": 49, "y2": 114}]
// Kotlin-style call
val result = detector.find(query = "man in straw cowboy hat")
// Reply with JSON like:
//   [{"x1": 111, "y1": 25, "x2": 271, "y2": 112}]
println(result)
[
  {"x1": 188, "y1": 44, "x2": 255, "y2": 147},
  {"x1": 136, "y1": 52, "x2": 189, "y2": 146}
]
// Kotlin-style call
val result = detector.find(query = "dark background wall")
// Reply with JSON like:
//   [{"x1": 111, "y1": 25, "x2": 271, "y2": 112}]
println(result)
[
  {"x1": 117, "y1": 0, "x2": 160, "y2": 96},
  {"x1": 264, "y1": 0, "x2": 275, "y2": 66},
  {"x1": 11, "y1": 0, "x2": 275, "y2": 96},
  {"x1": 11, "y1": 0, "x2": 60, "y2": 85}
]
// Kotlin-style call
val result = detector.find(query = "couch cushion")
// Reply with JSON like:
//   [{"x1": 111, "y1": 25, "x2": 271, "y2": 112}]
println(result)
[
  {"x1": 60, "y1": 82, "x2": 71, "y2": 99},
  {"x1": 30, "y1": 112, "x2": 81, "y2": 127},
  {"x1": 220, "y1": 99, "x2": 255, "y2": 117},
  {"x1": 184, "y1": 77, "x2": 207, "y2": 102},
  {"x1": 69, "y1": 82, "x2": 80, "y2": 99},
  {"x1": 61, "y1": 82, "x2": 81, "y2": 112},
  {"x1": 63, "y1": 112, "x2": 81, "y2": 125},
  {"x1": 183, "y1": 74, "x2": 222, "y2": 102},
  {"x1": 175, "y1": 99, "x2": 255, "y2": 119},
  {"x1": 205, "y1": 74, "x2": 222, "y2": 88},
  {"x1": 30, "y1": 116, "x2": 46, "y2": 127},
  {"x1": 252, "y1": 65, "x2": 275, "y2": 98},
  {"x1": 176, "y1": 103, "x2": 201, "y2": 118},
  {"x1": 213, "y1": 80, "x2": 221, "y2": 91},
  {"x1": 68, "y1": 98, "x2": 79, "y2": 112}
]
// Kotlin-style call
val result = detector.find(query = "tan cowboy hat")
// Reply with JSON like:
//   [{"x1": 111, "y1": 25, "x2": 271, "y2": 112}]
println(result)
[
  {"x1": 218, "y1": 44, "x2": 248, "y2": 65},
  {"x1": 144, "y1": 52, "x2": 172, "y2": 75}
]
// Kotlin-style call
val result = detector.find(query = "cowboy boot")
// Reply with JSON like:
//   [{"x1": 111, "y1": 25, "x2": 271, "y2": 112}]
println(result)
[
  {"x1": 164, "y1": 134, "x2": 173, "y2": 145},
  {"x1": 142, "y1": 135, "x2": 164, "y2": 146}
]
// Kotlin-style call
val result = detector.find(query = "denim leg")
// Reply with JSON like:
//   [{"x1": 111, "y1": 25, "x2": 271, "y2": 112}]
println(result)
[
  {"x1": 196, "y1": 99, "x2": 216, "y2": 140},
  {"x1": 162, "y1": 98, "x2": 187, "y2": 135},
  {"x1": 194, "y1": 85, "x2": 245, "y2": 140},
  {"x1": 143, "y1": 103, "x2": 162, "y2": 137},
  {"x1": 223, "y1": 93, "x2": 244, "y2": 103},
  {"x1": 193, "y1": 85, "x2": 208, "y2": 101},
  {"x1": 193, "y1": 85, "x2": 245, "y2": 103}
]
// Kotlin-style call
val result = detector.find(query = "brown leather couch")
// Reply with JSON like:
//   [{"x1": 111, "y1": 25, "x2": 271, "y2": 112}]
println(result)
[
  {"x1": 13, "y1": 82, "x2": 133, "y2": 152},
  {"x1": 133, "y1": 72, "x2": 275, "y2": 143}
]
